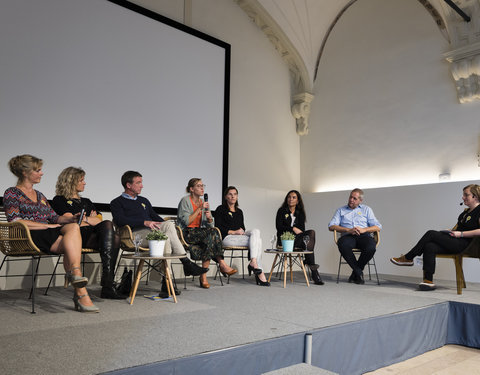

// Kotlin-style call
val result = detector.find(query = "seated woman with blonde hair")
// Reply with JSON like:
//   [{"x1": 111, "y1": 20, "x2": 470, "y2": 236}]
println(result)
[
  {"x1": 51, "y1": 167, "x2": 124, "y2": 299},
  {"x1": 177, "y1": 178, "x2": 237, "y2": 289},
  {"x1": 4, "y1": 155, "x2": 99, "y2": 312}
]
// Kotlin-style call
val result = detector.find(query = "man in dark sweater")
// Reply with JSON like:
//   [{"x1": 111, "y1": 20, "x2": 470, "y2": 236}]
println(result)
[{"x1": 111, "y1": 171, "x2": 208, "y2": 282}]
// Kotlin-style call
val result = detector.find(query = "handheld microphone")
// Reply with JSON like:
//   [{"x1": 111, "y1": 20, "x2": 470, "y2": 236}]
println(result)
[
  {"x1": 460, "y1": 202, "x2": 463, "y2": 206},
  {"x1": 203, "y1": 193, "x2": 209, "y2": 212}
]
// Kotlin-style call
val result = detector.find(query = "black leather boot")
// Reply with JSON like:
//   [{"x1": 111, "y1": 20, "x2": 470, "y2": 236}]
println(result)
[
  {"x1": 310, "y1": 266, "x2": 324, "y2": 285},
  {"x1": 159, "y1": 277, "x2": 181, "y2": 297},
  {"x1": 181, "y1": 257, "x2": 209, "y2": 276},
  {"x1": 97, "y1": 221, "x2": 125, "y2": 299}
]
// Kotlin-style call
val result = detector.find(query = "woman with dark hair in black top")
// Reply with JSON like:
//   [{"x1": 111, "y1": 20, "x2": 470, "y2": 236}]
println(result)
[
  {"x1": 391, "y1": 184, "x2": 480, "y2": 291},
  {"x1": 215, "y1": 186, "x2": 269, "y2": 286},
  {"x1": 276, "y1": 190, "x2": 324, "y2": 285}
]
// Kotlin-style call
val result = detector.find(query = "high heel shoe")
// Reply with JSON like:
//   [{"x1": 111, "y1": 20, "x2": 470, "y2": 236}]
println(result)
[
  {"x1": 65, "y1": 267, "x2": 88, "y2": 288},
  {"x1": 220, "y1": 268, "x2": 237, "y2": 278},
  {"x1": 199, "y1": 279, "x2": 210, "y2": 289},
  {"x1": 73, "y1": 291, "x2": 99, "y2": 313},
  {"x1": 255, "y1": 274, "x2": 270, "y2": 287},
  {"x1": 199, "y1": 275, "x2": 210, "y2": 289},
  {"x1": 248, "y1": 264, "x2": 263, "y2": 276}
]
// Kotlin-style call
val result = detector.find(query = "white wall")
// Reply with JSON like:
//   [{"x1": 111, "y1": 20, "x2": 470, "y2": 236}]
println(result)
[
  {"x1": 132, "y1": 0, "x2": 300, "y2": 266},
  {"x1": 304, "y1": 180, "x2": 480, "y2": 283},
  {"x1": 301, "y1": 0, "x2": 480, "y2": 193},
  {"x1": 0, "y1": 0, "x2": 298, "y2": 289}
]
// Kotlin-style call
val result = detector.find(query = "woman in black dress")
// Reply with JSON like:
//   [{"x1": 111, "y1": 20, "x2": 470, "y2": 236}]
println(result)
[{"x1": 52, "y1": 167, "x2": 124, "y2": 299}]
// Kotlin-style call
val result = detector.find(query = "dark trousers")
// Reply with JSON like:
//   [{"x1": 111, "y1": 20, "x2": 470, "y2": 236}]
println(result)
[
  {"x1": 337, "y1": 233, "x2": 376, "y2": 276},
  {"x1": 405, "y1": 230, "x2": 469, "y2": 281},
  {"x1": 294, "y1": 230, "x2": 316, "y2": 266},
  {"x1": 278, "y1": 230, "x2": 317, "y2": 266}
]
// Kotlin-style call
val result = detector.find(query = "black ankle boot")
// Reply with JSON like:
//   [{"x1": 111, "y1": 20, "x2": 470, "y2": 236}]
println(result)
[
  {"x1": 181, "y1": 258, "x2": 208, "y2": 276},
  {"x1": 161, "y1": 277, "x2": 181, "y2": 296},
  {"x1": 311, "y1": 267, "x2": 324, "y2": 285}
]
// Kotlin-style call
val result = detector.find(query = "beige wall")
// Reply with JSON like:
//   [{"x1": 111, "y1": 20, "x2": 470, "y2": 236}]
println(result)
[
  {"x1": 0, "y1": 0, "x2": 298, "y2": 289},
  {"x1": 301, "y1": 0, "x2": 480, "y2": 193},
  {"x1": 304, "y1": 180, "x2": 480, "y2": 284}
]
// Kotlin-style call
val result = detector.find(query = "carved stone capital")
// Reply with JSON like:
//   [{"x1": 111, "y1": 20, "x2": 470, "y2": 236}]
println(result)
[
  {"x1": 440, "y1": 0, "x2": 480, "y2": 102},
  {"x1": 291, "y1": 92, "x2": 314, "y2": 136},
  {"x1": 234, "y1": 0, "x2": 314, "y2": 135},
  {"x1": 444, "y1": 42, "x2": 480, "y2": 103}
]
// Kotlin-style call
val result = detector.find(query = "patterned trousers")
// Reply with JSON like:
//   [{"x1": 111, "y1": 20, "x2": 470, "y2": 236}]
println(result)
[{"x1": 182, "y1": 227, "x2": 224, "y2": 261}]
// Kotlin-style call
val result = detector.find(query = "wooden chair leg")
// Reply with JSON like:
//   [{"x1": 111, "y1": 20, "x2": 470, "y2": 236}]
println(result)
[
  {"x1": 336, "y1": 254, "x2": 342, "y2": 283},
  {"x1": 267, "y1": 254, "x2": 278, "y2": 283},
  {"x1": 453, "y1": 256, "x2": 464, "y2": 295}
]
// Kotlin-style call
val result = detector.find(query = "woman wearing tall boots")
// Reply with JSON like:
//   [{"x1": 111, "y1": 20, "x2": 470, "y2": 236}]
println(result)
[
  {"x1": 215, "y1": 186, "x2": 269, "y2": 286},
  {"x1": 51, "y1": 167, "x2": 124, "y2": 299},
  {"x1": 4, "y1": 155, "x2": 99, "y2": 312},
  {"x1": 276, "y1": 190, "x2": 324, "y2": 285}
]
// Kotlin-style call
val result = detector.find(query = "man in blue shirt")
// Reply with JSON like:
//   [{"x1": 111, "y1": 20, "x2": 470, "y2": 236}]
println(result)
[{"x1": 328, "y1": 188, "x2": 382, "y2": 284}]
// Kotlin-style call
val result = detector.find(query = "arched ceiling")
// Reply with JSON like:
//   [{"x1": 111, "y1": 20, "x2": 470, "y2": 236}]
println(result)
[
  {"x1": 235, "y1": 0, "x2": 480, "y2": 133},
  {"x1": 237, "y1": 0, "x2": 477, "y2": 89}
]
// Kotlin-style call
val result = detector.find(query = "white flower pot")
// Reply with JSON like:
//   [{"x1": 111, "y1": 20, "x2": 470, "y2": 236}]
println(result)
[{"x1": 148, "y1": 240, "x2": 166, "y2": 257}]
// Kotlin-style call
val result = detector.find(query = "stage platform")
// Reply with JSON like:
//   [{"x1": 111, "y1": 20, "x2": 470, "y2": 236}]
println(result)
[{"x1": 0, "y1": 273, "x2": 479, "y2": 375}]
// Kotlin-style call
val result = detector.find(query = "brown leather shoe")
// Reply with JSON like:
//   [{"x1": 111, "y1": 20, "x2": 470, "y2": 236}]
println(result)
[
  {"x1": 221, "y1": 268, "x2": 237, "y2": 277},
  {"x1": 199, "y1": 275, "x2": 210, "y2": 289},
  {"x1": 390, "y1": 255, "x2": 414, "y2": 266}
]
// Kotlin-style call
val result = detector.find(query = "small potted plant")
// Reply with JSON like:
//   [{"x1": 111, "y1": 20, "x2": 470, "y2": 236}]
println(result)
[
  {"x1": 280, "y1": 231, "x2": 295, "y2": 252},
  {"x1": 145, "y1": 230, "x2": 168, "y2": 257}
]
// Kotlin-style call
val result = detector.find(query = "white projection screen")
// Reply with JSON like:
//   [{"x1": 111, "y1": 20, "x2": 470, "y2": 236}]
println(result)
[{"x1": 0, "y1": 0, "x2": 230, "y2": 213}]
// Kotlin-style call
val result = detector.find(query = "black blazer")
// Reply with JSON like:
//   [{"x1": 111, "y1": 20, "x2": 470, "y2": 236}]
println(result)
[{"x1": 275, "y1": 206, "x2": 305, "y2": 240}]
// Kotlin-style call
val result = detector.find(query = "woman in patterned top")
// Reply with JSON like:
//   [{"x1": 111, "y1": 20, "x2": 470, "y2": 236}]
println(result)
[
  {"x1": 4, "y1": 155, "x2": 99, "y2": 313},
  {"x1": 51, "y1": 167, "x2": 123, "y2": 299}
]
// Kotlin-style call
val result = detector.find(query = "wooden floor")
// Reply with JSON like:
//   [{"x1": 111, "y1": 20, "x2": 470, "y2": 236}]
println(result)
[{"x1": 365, "y1": 345, "x2": 480, "y2": 375}]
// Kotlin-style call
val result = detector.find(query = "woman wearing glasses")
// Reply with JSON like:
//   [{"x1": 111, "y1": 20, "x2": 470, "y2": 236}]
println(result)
[
  {"x1": 391, "y1": 184, "x2": 480, "y2": 291},
  {"x1": 177, "y1": 178, "x2": 237, "y2": 289}
]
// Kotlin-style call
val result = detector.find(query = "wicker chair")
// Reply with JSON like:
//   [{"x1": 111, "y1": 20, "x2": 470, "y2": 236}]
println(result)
[
  {"x1": 174, "y1": 224, "x2": 224, "y2": 286},
  {"x1": 0, "y1": 219, "x2": 50, "y2": 313},
  {"x1": 116, "y1": 224, "x2": 150, "y2": 280},
  {"x1": 117, "y1": 220, "x2": 184, "y2": 289},
  {"x1": 0, "y1": 207, "x2": 99, "y2": 312}
]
